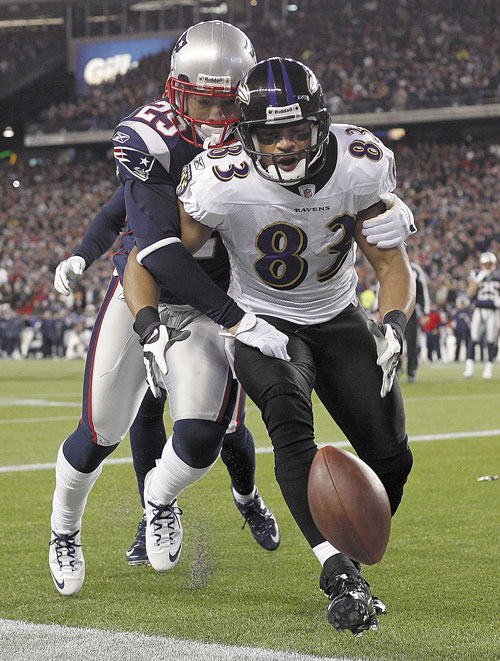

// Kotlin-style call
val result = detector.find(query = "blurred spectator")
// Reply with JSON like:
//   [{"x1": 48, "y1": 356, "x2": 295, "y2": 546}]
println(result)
[
  {"x1": 0, "y1": 304, "x2": 24, "y2": 357},
  {"x1": 0, "y1": 25, "x2": 65, "y2": 93},
  {"x1": 421, "y1": 307, "x2": 444, "y2": 362},
  {"x1": 452, "y1": 296, "x2": 472, "y2": 361},
  {"x1": 404, "y1": 263, "x2": 431, "y2": 383}
]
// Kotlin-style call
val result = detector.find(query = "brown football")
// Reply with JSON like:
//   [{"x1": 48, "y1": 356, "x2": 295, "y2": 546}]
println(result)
[{"x1": 308, "y1": 445, "x2": 391, "y2": 565}]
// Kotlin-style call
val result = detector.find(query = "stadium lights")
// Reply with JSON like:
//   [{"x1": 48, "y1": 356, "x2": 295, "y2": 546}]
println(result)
[
  {"x1": 0, "y1": 18, "x2": 64, "y2": 29},
  {"x1": 87, "y1": 15, "x2": 121, "y2": 23},
  {"x1": 130, "y1": 0, "x2": 197, "y2": 9},
  {"x1": 387, "y1": 128, "x2": 406, "y2": 141},
  {"x1": 199, "y1": 3, "x2": 227, "y2": 14},
  {"x1": 374, "y1": 128, "x2": 406, "y2": 141}
]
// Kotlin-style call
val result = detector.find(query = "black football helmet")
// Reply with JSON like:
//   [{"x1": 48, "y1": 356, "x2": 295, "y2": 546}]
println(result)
[{"x1": 236, "y1": 57, "x2": 330, "y2": 184}]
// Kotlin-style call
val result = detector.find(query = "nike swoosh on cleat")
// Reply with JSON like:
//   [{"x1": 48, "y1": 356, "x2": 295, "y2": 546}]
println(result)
[
  {"x1": 168, "y1": 543, "x2": 182, "y2": 564},
  {"x1": 270, "y1": 529, "x2": 280, "y2": 543},
  {"x1": 50, "y1": 570, "x2": 65, "y2": 590}
]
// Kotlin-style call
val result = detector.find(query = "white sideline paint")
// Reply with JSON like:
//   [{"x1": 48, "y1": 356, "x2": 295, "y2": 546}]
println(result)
[
  {"x1": 0, "y1": 619, "x2": 357, "y2": 661},
  {"x1": 0, "y1": 416, "x2": 77, "y2": 424},
  {"x1": 0, "y1": 398, "x2": 80, "y2": 407},
  {"x1": 2, "y1": 391, "x2": 500, "y2": 410},
  {"x1": 0, "y1": 431, "x2": 499, "y2": 474}
]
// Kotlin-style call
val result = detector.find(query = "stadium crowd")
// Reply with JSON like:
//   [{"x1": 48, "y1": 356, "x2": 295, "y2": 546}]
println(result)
[
  {"x1": 0, "y1": 26, "x2": 65, "y2": 94},
  {"x1": 23, "y1": 0, "x2": 500, "y2": 135},
  {"x1": 2, "y1": 1, "x2": 500, "y2": 360}
]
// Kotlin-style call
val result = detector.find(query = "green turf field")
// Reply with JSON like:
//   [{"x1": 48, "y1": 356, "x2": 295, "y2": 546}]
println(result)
[{"x1": 0, "y1": 359, "x2": 499, "y2": 660}]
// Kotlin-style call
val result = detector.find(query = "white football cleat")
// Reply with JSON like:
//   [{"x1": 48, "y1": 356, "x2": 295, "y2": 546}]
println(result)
[
  {"x1": 144, "y1": 468, "x2": 183, "y2": 572},
  {"x1": 463, "y1": 359, "x2": 474, "y2": 378},
  {"x1": 49, "y1": 526, "x2": 85, "y2": 596},
  {"x1": 482, "y1": 361, "x2": 493, "y2": 379}
]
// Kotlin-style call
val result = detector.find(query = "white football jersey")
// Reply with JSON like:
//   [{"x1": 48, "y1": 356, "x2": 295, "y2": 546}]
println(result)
[{"x1": 178, "y1": 124, "x2": 396, "y2": 325}]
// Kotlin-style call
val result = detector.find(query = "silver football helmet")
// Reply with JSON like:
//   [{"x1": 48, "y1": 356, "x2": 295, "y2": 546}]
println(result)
[
  {"x1": 164, "y1": 21, "x2": 257, "y2": 147},
  {"x1": 480, "y1": 251, "x2": 497, "y2": 268}
]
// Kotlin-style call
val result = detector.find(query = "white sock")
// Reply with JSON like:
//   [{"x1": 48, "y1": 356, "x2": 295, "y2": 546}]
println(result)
[
  {"x1": 232, "y1": 485, "x2": 256, "y2": 505},
  {"x1": 51, "y1": 442, "x2": 103, "y2": 534},
  {"x1": 149, "y1": 436, "x2": 216, "y2": 505},
  {"x1": 313, "y1": 541, "x2": 342, "y2": 566}
]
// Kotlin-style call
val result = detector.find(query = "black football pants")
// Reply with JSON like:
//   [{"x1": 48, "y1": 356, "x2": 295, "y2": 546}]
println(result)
[{"x1": 234, "y1": 302, "x2": 413, "y2": 549}]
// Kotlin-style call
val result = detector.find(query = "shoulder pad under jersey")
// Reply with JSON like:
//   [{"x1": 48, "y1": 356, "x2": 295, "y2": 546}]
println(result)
[
  {"x1": 112, "y1": 98, "x2": 199, "y2": 183},
  {"x1": 331, "y1": 123, "x2": 396, "y2": 196}
]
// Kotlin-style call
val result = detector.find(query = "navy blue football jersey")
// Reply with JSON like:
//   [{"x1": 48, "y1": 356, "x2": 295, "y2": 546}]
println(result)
[
  {"x1": 111, "y1": 98, "x2": 230, "y2": 304},
  {"x1": 472, "y1": 268, "x2": 500, "y2": 309}
]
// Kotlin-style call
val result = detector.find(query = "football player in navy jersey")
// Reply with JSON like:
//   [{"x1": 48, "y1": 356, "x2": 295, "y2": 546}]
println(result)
[
  {"x1": 53, "y1": 185, "x2": 278, "y2": 569},
  {"x1": 464, "y1": 251, "x2": 500, "y2": 378},
  {"x1": 124, "y1": 58, "x2": 416, "y2": 637},
  {"x1": 49, "y1": 21, "x2": 286, "y2": 598}
]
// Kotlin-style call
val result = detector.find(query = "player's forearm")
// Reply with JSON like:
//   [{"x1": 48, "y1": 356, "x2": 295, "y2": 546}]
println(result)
[
  {"x1": 126, "y1": 242, "x2": 245, "y2": 328},
  {"x1": 467, "y1": 281, "x2": 478, "y2": 299},
  {"x1": 123, "y1": 246, "x2": 160, "y2": 317},
  {"x1": 141, "y1": 243, "x2": 245, "y2": 327},
  {"x1": 377, "y1": 252, "x2": 416, "y2": 321}
]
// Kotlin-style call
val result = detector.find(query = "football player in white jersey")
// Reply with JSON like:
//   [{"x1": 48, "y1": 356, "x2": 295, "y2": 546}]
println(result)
[
  {"x1": 464, "y1": 251, "x2": 500, "y2": 378},
  {"x1": 124, "y1": 58, "x2": 416, "y2": 637}
]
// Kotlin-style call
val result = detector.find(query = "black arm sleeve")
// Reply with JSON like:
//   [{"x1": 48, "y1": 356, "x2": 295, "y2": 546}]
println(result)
[
  {"x1": 142, "y1": 244, "x2": 244, "y2": 328},
  {"x1": 74, "y1": 186, "x2": 127, "y2": 268}
]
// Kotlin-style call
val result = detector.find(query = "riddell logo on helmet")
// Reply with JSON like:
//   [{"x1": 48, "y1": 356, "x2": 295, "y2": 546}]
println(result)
[
  {"x1": 266, "y1": 104, "x2": 303, "y2": 122},
  {"x1": 197, "y1": 74, "x2": 231, "y2": 90}
]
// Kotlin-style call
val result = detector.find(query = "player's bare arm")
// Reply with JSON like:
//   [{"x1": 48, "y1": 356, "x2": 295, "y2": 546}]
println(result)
[
  {"x1": 178, "y1": 199, "x2": 213, "y2": 254},
  {"x1": 355, "y1": 205, "x2": 415, "y2": 398},
  {"x1": 467, "y1": 279, "x2": 479, "y2": 299},
  {"x1": 123, "y1": 245, "x2": 160, "y2": 317},
  {"x1": 178, "y1": 200, "x2": 242, "y2": 334},
  {"x1": 178, "y1": 200, "x2": 239, "y2": 335},
  {"x1": 355, "y1": 205, "x2": 416, "y2": 321}
]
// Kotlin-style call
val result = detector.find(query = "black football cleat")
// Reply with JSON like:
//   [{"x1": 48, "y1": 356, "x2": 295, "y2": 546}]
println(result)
[
  {"x1": 351, "y1": 559, "x2": 387, "y2": 616},
  {"x1": 125, "y1": 515, "x2": 150, "y2": 567},
  {"x1": 372, "y1": 593, "x2": 387, "y2": 616},
  {"x1": 320, "y1": 564, "x2": 379, "y2": 637},
  {"x1": 233, "y1": 488, "x2": 280, "y2": 551}
]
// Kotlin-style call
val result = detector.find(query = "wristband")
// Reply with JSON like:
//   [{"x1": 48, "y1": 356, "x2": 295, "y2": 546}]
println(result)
[
  {"x1": 383, "y1": 309, "x2": 407, "y2": 342},
  {"x1": 133, "y1": 306, "x2": 160, "y2": 338}
]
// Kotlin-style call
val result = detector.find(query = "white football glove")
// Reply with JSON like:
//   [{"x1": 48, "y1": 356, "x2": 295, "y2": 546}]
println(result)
[
  {"x1": 54, "y1": 256, "x2": 86, "y2": 295},
  {"x1": 220, "y1": 312, "x2": 290, "y2": 362},
  {"x1": 362, "y1": 193, "x2": 416, "y2": 249},
  {"x1": 139, "y1": 324, "x2": 191, "y2": 398},
  {"x1": 474, "y1": 269, "x2": 491, "y2": 284},
  {"x1": 367, "y1": 319, "x2": 402, "y2": 398}
]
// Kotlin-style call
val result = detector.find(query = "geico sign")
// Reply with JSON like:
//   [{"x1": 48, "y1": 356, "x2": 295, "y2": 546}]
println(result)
[{"x1": 84, "y1": 54, "x2": 135, "y2": 85}]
